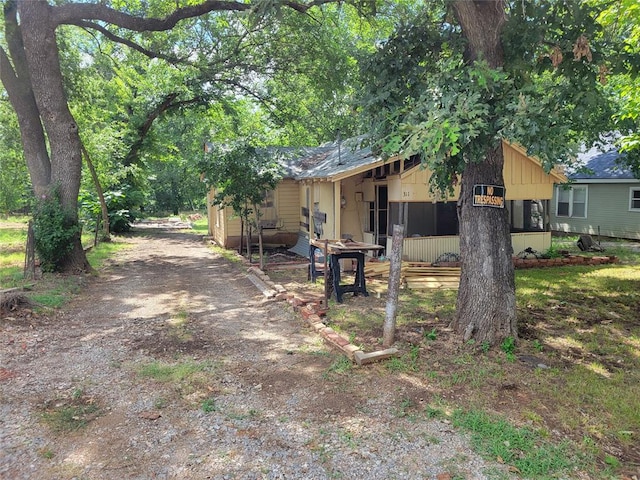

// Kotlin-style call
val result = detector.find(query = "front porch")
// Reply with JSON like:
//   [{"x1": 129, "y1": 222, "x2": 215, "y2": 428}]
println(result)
[{"x1": 365, "y1": 231, "x2": 552, "y2": 263}]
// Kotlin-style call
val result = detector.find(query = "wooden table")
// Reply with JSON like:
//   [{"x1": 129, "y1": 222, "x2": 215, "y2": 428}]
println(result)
[{"x1": 309, "y1": 239, "x2": 383, "y2": 303}]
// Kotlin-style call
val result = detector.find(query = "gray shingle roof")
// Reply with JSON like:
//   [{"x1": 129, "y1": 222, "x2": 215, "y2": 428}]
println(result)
[
  {"x1": 570, "y1": 141, "x2": 634, "y2": 180},
  {"x1": 274, "y1": 137, "x2": 382, "y2": 180}
]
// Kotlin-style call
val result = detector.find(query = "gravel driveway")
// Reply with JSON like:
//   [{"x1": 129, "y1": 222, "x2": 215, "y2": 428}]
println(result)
[{"x1": 1, "y1": 229, "x2": 507, "y2": 479}]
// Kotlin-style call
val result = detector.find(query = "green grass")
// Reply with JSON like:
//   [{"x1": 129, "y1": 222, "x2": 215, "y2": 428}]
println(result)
[
  {"x1": 138, "y1": 360, "x2": 212, "y2": 382},
  {"x1": 29, "y1": 277, "x2": 82, "y2": 309},
  {"x1": 551, "y1": 235, "x2": 640, "y2": 264},
  {"x1": 208, "y1": 243, "x2": 245, "y2": 264},
  {"x1": 40, "y1": 389, "x2": 101, "y2": 433},
  {"x1": 190, "y1": 217, "x2": 208, "y2": 233},
  {"x1": 137, "y1": 359, "x2": 218, "y2": 402},
  {"x1": 86, "y1": 240, "x2": 131, "y2": 269},
  {"x1": 0, "y1": 222, "x2": 29, "y2": 286},
  {"x1": 316, "y1": 241, "x2": 640, "y2": 476},
  {"x1": 452, "y1": 409, "x2": 580, "y2": 478},
  {"x1": 0, "y1": 217, "x2": 131, "y2": 309},
  {"x1": 324, "y1": 354, "x2": 353, "y2": 377}
]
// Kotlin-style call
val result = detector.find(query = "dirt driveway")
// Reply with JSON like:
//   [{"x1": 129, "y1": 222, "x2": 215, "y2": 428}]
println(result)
[{"x1": 1, "y1": 229, "x2": 505, "y2": 480}]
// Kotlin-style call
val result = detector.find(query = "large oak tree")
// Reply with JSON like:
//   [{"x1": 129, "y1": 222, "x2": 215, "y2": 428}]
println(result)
[
  {"x1": 0, "y1": 0, "x2": 342, "y2": 272},
  {"x1": 360, "y1": 0, "x2": 635, "y2": 344}
]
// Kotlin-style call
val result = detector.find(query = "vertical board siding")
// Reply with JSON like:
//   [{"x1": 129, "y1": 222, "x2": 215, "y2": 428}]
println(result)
[
  {"x1": 392, "y1": 232, "x2": 551, "y2": 263},
  {"x1": 276, "y1": 179, "x2": 301, "y2": 232},
  {"x1": 510, "y1": 232, "x2": 551, "y2": 254},
  {"x1": 397, "y1": 236, "x2": 461, "y2": 262}
]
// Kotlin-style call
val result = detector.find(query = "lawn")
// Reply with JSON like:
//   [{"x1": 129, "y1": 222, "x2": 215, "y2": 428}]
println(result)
[
  {"x1": 268, "y1": 237, "x2": 640, "y2": 478},
  {"x1": 0, "y1": 215, "x2": 131, "y2": 303},
  {"x1": 3, "y1": 219, "x2": 638, "y2": 477}
]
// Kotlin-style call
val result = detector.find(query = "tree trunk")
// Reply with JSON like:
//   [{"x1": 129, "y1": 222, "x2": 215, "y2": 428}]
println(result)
[
  {"x1": 0, "y1": 2, "x2": 50, "y2": 197},
  {"x1": 17, "y1": 0, "x2": 90, "y2": 273},
  {"x1": 81, "y1": 144, "x2": 110, "y2": 242},
  {"x1": 453, "y1": 146, "x2": 516, "y2": 344},
  {"x1": 451, "y1": 1, "x2": 516, "y2": 345},
  {"x1": 383, "y1": 224, "x2": 404, "y2": 348}
]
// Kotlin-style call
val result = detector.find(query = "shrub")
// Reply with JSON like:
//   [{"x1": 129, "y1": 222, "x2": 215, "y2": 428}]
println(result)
[{"x1": 33, "y1": 188, "x2": 81, "y2": 272}]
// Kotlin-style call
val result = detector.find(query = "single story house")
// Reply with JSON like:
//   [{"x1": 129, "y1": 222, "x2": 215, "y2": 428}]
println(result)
[
  {"x1": 550, "y1": 142, "x2": 640, "y2": 240},
  {"x1": 207, "y1": 138, "x2": 567, "y2": 262}
]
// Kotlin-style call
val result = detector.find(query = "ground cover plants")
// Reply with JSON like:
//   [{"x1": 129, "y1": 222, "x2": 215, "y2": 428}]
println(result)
[
  {"x1": 0, "y1": 216, "x2": 131, "y2": 309},
  {"x1": 270, "y1": 239, "x2": 640, "y2": 478}
]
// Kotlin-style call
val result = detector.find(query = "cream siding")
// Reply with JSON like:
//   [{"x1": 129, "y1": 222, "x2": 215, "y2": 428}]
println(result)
[
  {"x1": 385, "y1": 232, "x2": 551, "y2": 263},
  {"x1": 275, "y1": 179, "x2": 300, "y2": 231},
  {"x1": 393, "y1": 142, "x2": 561, "y2": 202},
  {"x1": 339, "y1": 176, "x2": 367, "y2": 242}
]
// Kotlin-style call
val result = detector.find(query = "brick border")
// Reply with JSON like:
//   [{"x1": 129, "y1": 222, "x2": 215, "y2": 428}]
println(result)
[
  {"x1": 245, "y1": 254, "x2": 617, "y2": 364},
  {"x1": 244, "y1": 264, "x2": 399, "y2": 364}
]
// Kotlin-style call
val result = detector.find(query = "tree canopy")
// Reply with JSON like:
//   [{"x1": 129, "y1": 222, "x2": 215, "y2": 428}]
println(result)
[
  {"x1": 0, "y1": 0, "x2": 365, "y2": 269},
  {"x1": 358, "y1": 0, "x2": 638, "y2": 343},
  {"x1": 1, "y1": 0, "x2": 638, "y2": 344},
  {"x1": 360, "y1": 0, "x2": 634, "y2": 193}
]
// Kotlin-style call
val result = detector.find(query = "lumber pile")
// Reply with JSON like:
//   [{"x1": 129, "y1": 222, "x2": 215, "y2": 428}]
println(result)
[{"x1": 364, "y1": 261, "x2": 460, "y2": 290}]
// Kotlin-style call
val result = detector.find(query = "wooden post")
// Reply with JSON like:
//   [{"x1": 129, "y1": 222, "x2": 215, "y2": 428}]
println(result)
[
  {"x1": 383, "y1": 224, "x2": 404, "y2": 347},
  {"x1": 258, "y1": 225, "x2": 264, "y2": 270},
  {"x1": 23, "y1": 220, "x2": 36, "y2": 280},
  {"x1": 323, "y1": 239, "x2": 329, "y2": 308}
]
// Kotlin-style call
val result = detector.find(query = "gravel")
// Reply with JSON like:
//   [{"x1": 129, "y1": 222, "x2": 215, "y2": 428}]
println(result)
[{"x1": 0, "y1": 229, "x2": 509, "y2": 479}]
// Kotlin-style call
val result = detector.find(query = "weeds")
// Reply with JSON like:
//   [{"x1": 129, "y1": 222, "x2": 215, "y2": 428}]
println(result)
[
  {"x1": 325, "y1": 355, "x2": 352, "y2": 377},
  {"x1": 452, "y1": 409, "x2": 579, "y2": 477},
  {"x1": 138, "y1": 360, "x2": 211, "y2": 382},
  {"x1": 40, "y1": 389, "x2": 101, "y2": 433},
  {"x1": 500, "y1": 337, "x2": 516, "y2": 362},
  {"x1": 201, "y1": 398, "x2": 217, "y2": 413},
  {"x1": 424, "y1": 327, "x2": 437, "y2": 341}
]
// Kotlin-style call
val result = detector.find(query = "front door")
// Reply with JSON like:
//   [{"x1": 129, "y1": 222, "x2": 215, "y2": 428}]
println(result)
[{"x1": 375, "y1": 185, "x2": 388, "y2": 247}]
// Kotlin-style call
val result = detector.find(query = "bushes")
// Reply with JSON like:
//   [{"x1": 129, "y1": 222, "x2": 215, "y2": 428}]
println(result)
[{"x1": 33, "y1": 189, "x2": 80, "y2": 272}]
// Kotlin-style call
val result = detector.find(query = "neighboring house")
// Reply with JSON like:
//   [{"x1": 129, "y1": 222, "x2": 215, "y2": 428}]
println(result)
[
  {"x1": 550, "y1": 143, "x2": 640, "y2": 240},
  {"x1": 207, "y1": 139, "x2": 567, "y2": 261}
]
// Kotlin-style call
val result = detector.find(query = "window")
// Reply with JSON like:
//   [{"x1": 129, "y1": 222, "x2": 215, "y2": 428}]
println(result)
[
  {"x1": 261, "y1": 190, "x2": 275, "y2": 208},
  {"x1": 556, "y1": 185, "x2": 587, "y2": 218},
  {"x1": 630, "y1": 188, "x2": 640, "y2": 211}
]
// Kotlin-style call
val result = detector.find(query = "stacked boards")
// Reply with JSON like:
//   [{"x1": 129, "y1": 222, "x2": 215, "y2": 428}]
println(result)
[{"x1": 363, "y1": 261, "x2": 460, "y2": 290}]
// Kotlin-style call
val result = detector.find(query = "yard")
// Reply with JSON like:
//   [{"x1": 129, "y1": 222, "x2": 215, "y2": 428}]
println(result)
[
  {"x1": 2, "y1": 217, "x2": 639, "y2": 477},
  {"x1": 266, "y1": 236, "x2": 640, "y2": 477}
]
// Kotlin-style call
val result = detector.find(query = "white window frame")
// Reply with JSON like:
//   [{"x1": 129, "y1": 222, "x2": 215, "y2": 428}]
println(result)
[
  {"x1": 630, "y1": 187, "x2": 640, "y2": 212},
  {"x1": 556, "y1": 185, "x2": 588, "y2": 218}
]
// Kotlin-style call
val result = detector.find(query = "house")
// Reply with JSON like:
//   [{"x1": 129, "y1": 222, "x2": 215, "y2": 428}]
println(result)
[
  {"x1": 205, "y1": 146, "x2": 331, "y2": 249},
  {"x1": 550, "y1": 142, "x2": 640, "y2": 240},
  {"x1": 206, "y1": 139, "x2": 567, "y2": 262}
]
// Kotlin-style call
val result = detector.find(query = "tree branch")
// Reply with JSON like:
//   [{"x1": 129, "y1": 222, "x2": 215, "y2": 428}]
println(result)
[
  {"x1": 52, "y1": 0, "x2": 341, "y2": 31},
  {"x1": 123, "y1": 93, "x2": 206, "y2": 166},
  {"x1": 73, "y1": 20, "x2": 185, "y2": 64}
]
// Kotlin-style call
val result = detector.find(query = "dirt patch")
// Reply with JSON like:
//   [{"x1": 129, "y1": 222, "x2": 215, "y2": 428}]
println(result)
[{"x1": 1, "y1": 229, "x2": 512, "y2": 480}]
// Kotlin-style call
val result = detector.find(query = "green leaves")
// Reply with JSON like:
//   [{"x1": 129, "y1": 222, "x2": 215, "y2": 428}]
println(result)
[
  {"x1": 199, "y1": 139, "x2": 284, "y2": 225},
  {"x1": 359, "y1": 0, "x2": 638, "y2": 191}
]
